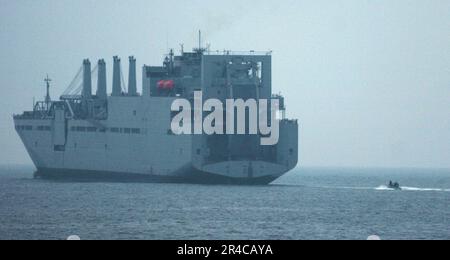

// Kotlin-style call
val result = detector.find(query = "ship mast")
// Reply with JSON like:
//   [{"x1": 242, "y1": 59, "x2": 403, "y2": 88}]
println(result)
[
  {"x1": 44, "y1": 74, "x2": 52, "y2": 109},
  {"x1": 194, "y1": 30, "x2": 206, "y2": 54},
  {"x1": 199, "y1": 30, "x2": 202, "y2": 50}
]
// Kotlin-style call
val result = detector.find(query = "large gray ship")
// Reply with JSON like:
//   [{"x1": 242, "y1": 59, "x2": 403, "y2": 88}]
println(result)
[{"x1": 13, "y1": 43, "x2": 298, "y2": 185}]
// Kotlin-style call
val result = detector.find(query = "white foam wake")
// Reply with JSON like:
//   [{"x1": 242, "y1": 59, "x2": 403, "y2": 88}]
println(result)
[
  {"x1": 401, "y1": 186, "x2": 448, "y2": 192},
  {"x1": 375, "y1": 185, "x2": 450, "y2": 192},
  {"x1": 375, "y1": 185, "x2": 395, "y2": 191}
]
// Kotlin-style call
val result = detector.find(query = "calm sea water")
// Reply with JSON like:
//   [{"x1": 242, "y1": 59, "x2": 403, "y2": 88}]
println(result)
[{"x1": 0, "y1": 165, "x2": 449, "y2": 240}]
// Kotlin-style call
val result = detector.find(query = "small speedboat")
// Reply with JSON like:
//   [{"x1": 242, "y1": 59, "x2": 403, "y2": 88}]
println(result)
[{"x1": 388, "y1": 181, "x2": 401, "y2": 190}]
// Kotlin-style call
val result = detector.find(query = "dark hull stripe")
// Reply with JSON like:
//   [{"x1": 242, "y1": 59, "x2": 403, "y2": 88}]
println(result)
[{"x1": 35, "y1": 168, "x2": 279, "y2": 185}]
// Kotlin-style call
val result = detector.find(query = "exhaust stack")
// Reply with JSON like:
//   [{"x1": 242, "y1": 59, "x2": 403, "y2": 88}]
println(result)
[
  {"x1": 112, "y1": 56, "x2": 122, "y2": 96},
  {"x1": 97, "y1": 59, "x2": 107, "y2": 99},
  {"x1": 128, "y1": 56, "x2": 137, "y2": 96},
  {"x1": 82, "y1": 59, "x2": 92, "y2": 100}
]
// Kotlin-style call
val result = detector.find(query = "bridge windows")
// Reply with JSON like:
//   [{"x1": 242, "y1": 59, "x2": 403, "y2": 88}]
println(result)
[
  {"x1": 109, "y1": 127, "x2": 141, "y2": 135},
  {"x1": 16, "y1": 125, "x2": 51, "y2": 131},
  {"x1": 15, "y1": 125, "x2": 33, "y2": 131},
  {"x1": 18, "y1": 123, "x2": 142, "y2": 136},
  {"x1": 36, "y1": 126, "x2": 51, "y2": 131},
  {"x1": 54, "y1": 145, "x2": 65, "y2": 152},
  {"x1": 69, "y1": 125, "x2": 142, "y2": 135}
]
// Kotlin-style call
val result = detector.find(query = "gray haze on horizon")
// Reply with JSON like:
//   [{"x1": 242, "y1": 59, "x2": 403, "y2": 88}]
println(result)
[{"x1": 0, "y1": 0, "x2": 449, "y2": 169}]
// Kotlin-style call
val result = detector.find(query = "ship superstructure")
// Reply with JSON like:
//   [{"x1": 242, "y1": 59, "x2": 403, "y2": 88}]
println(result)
[{"x1": 13, "y1": 44, "x2": 298, "y2": 184}]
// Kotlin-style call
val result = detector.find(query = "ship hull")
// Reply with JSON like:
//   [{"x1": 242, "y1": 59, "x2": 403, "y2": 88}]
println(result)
[
  {"x1": 34, "y1": 167, "x2": 280, "y2": 185},
  {"x1": 14, "y1": 52, "x2": 299, "y2": 186}
]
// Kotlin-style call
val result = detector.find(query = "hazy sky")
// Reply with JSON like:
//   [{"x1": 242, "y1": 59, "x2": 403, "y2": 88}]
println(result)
[{"x1": 0, "y1": 0, "x2": 449, "y2": 168}]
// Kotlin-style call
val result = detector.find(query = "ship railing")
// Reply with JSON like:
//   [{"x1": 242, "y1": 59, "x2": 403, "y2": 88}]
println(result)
[
  {"x1": 204, "y1": 50, "x2": 272, "y2": 56},
  {"x1": 13, "y1": 111, "x2": 51, "y2": 120},
  {"x1": 60, "y1": 94, "x2": 82, "y2": 100},
  {"x1": 13, "y1": 112, "x2": 35, "y2": 120}
]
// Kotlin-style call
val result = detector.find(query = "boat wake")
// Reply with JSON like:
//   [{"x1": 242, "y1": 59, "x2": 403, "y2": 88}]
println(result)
[
  {"x1": 375, "y1": 185, "x2": 450, "y2": 192},
  {"x1": 275, "y1": 183, "x2": 450, "y2": 192},
  {"x1": 375, "y1": 185, "x2": 396, "y2": 191}
]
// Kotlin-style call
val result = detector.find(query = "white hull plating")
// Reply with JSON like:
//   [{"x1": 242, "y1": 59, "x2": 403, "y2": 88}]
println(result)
[{"x1": 14, "y1": 96, "x2": 297, "y2": 184}]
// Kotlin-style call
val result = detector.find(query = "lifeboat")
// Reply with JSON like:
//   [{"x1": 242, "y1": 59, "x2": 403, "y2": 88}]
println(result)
[
  {"x1": 157, "y1": 80, "x2": 175, "y2": 90},
  {"x1": 163, "y1": 80, "x2": 174, "y2": 90}
]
